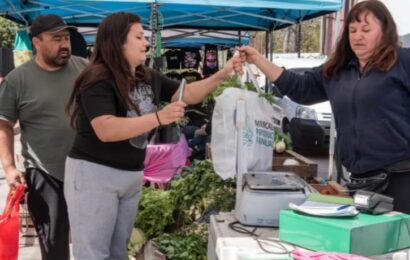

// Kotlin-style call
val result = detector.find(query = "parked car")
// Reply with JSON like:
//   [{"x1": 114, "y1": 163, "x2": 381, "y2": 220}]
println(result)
[{"x1": 272, "y1": 67, "x2": 332, "y2": 153}]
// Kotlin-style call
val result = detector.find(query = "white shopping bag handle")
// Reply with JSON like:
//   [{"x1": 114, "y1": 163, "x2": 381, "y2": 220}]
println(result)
[
  {"x1": 244, "y1": 63, "x2": 261, "y2": 94},
  {"x1": 234, "y1": 50, "x2": 261, "y2": 93}
]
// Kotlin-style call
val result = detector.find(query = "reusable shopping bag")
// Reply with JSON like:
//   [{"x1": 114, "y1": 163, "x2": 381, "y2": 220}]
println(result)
[
  {"x1": 211, "y1": 87, "x2": 281, "y2": 179},
  {"x1": 0, "y1": 185, "x2": 26, "y2": 260}
]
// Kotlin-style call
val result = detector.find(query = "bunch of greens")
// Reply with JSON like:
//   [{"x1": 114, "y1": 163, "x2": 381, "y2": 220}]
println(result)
[
  {"x1": 133, "y1": 160, "x2": 235, "y2": 259},
  {"x1": 203, "y1": 75, "x2": 276, "y2": 106},
  {"x1": 170, "y1": 160, "x2": 235, "y2": 225},
  {"x1": 155, "y1": 232, "x2": 207, "y2": 260},
  {"x1": 155, "y1": 221, "x2": 209, "y2": 259},
  {"x1": 135, "y1": 187, "x2": 175, "y2": 238}
]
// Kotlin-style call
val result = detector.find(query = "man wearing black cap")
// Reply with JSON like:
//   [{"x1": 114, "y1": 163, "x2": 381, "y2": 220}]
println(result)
[{"x1": 0, "y1": 14, "x2": 87, "y2": 260}]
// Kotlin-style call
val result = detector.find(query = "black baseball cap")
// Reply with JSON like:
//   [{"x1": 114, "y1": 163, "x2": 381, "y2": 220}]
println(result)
[{"x1": 30, "y1": 14, "x2": 77, "y2": 38}]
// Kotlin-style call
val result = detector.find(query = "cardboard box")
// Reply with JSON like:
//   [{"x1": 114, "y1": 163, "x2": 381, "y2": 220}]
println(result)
[
  {"x1": 279, "y1": 210, "x2": 410, "y2": 256},
  {"x1": 272, "y1": 150, "x2": 317, "y2": 180}
]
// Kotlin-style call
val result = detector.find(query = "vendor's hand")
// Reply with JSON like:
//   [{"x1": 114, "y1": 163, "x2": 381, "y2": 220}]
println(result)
[
  {"x1": 158, "y1": 101, "x2": 186, "y2": 125},
  {"x1": 5, "y1": 166, "x2": 26, "y2": 190},
  {"x1": 237, "y1": 46, "x2": 262, "y2": 65}
]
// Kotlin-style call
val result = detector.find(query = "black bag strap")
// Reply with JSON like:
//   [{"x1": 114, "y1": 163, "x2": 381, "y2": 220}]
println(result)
[{"x1": 147, "y1": 69, "x2": 162, "y2": 142}]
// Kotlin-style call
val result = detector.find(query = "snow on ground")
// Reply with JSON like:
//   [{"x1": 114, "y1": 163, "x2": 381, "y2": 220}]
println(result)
[
  {"x1": 272, "y1": 52, "x2": 327, "y2": 69},
  {"x1": 247, "y1": 53, "x2": 327, "y2": 88}
]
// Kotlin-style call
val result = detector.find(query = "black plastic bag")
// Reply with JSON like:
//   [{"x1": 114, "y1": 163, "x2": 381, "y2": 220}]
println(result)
[{"x1": 152, "y1": 124, "x2": 181, "y2": 144}]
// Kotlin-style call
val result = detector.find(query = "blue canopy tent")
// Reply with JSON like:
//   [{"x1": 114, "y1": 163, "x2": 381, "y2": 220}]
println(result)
[
  {"x1": 1, "y1": 0, "x2": 341, "y2": 30},
  {"x1": 1, "y1": 0, "x2": 342, "y2": 54}
]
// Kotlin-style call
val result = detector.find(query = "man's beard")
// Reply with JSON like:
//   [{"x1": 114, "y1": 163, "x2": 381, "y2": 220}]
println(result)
[{"x1": 43, "y1": 48, "x2": 71, "y2": 68}]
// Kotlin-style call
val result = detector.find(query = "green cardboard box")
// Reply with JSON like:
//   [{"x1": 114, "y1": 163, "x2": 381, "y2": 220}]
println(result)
[{"x1": 279, "y1": 210, "x2": 410, "y2": 256}]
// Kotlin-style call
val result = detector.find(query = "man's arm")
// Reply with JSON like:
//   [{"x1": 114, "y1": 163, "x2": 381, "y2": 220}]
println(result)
[{"x1": 0, "y1": 119, "x2": 25, "y2": 188}]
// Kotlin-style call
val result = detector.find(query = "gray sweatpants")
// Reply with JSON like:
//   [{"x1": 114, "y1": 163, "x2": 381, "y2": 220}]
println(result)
[{"x1": 64, "y1": 157, "x2": 143, "y2": 260}]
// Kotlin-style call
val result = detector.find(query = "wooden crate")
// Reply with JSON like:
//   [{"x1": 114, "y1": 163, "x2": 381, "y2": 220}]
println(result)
[
  {"x1": 205, "y1": 143, "x2": 212, "y2": 160},
  {"x1": 272, "y1": 150, "x2": 318, "y2": 180},
  {"x1": 207, "y1": 147, "x2": 317, "y2": 180}
]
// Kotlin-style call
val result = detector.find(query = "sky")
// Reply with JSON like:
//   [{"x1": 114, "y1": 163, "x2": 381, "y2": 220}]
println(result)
[{"x1": 379, "y1": 0, "x2": 410, "y2": 36}]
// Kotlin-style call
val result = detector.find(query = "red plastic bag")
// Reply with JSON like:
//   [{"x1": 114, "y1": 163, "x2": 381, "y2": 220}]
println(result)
[{"x1": 0, "y1": 185, "x2": 25, "y2": 260}]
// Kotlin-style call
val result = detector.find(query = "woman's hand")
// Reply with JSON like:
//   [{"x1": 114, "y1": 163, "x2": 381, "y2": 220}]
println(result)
[
  {"x1": 232, "y1": 55, "x2": 244, "y2": 75},
  {"x1": 157, "y1": 101, "x2": 186, "y2": 125},
  {"x1": 219, "y1": 57, "x2": 237, "y2": 79}
]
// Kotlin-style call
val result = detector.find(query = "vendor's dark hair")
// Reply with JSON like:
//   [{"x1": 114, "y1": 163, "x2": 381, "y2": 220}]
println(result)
[
  {"x1": 66, "y1": 12, "x2": 149, "y2": 127},
  {"x1": 324, "y1": 0, "x2": 399, "y2": 79}
]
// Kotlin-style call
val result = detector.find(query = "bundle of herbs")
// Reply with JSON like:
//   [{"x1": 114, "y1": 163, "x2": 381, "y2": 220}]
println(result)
[
  {"x1": 132, "y1": 160, "x2": 235, "y2": 259},
  {"x1": 203, "y1": 75, "x2": 275, "y2": 106}
]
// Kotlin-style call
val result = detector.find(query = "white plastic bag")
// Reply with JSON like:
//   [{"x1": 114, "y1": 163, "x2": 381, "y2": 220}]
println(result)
[{"x1": 211, "y1": 87, "x2": 281, "y2": 179}]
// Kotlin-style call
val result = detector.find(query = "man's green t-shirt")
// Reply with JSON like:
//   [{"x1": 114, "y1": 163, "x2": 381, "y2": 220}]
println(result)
[{"x1": 0, "y1": 56, "x2": 87, "y2": 181}]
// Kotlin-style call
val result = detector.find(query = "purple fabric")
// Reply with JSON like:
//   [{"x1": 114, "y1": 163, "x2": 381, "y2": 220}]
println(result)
[
  {"x1": 143, "y1": 135, "x2": 191, "y2": 184},
  {"x1": 292, "y1": 249, "x2": 371, "y2": 260}
]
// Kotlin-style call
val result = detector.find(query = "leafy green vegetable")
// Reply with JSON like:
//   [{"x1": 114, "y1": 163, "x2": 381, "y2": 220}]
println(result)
[
  {"x1": 135, "y1": 187, "x2": 175, "y2": 238},
  {"x1": 203, "y1": 75, "x2": 242, "y2": 105},
  {"x1": 133, "y1": 160, "x2": 236, "y2": 258},
  {"x1": 181, "y1": 222, "x2": 209, "y2": 243},
  {"x1": 156, "y1": 233, "x2": 207, "y2": 260},
  {"x1": 203, "y1": 75, "x2": 276, "y2": 106},
  {"x1": 275, "y1": 131, "x2": 292, "y2": 150},
  {"x1": 170, "y1": 160, "x2": 235, "y2": 225}
]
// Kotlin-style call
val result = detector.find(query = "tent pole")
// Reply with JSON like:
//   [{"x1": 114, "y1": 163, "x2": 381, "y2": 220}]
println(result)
[
  {"x1": 297, "y1": 23, "x2": 301, "y2": 58},
  {"x1": 328, "y1": 0, "x2": 344, "y2": 181},
  {"x1": 265, "y1": 31, "x2": 269, "y2": 60},
  {"x1": 149, "y1": 2, "x2": 162, "y2": 69},
  {"x1": 265, "y1": 30, "x2": 273, "y2": 91}
]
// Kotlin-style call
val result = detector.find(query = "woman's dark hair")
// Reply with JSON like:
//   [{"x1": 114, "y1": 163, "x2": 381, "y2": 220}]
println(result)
[
  {"x1": 324, "y1": 0, "x2": 399, "y2": 79},
  {"x1": 66, "y1": 12, "x2": 149, "y2": 127}
]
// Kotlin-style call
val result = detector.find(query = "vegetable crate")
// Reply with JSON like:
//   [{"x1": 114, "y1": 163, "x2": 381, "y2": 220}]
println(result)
[
  {"x1": 273, "y1": 150, "x2": 348, "y2": 197},
  {"x1": 272, "y1": 150, "x2": 317, "y2": 181},
  {"x1": 309, "y1": 181, "x2": 349, "y2": 197}
]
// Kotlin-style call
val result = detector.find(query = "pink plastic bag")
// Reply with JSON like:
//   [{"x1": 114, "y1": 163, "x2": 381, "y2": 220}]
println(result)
[{"x1": 144, "y1": 135, "x2": 191, "y2": 185}]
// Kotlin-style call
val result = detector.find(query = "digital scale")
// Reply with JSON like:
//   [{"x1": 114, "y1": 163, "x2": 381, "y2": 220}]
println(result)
[{"x1": 235, "y1": 171, "x2": 313, "y2": 227}]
